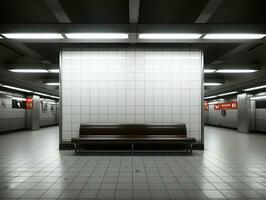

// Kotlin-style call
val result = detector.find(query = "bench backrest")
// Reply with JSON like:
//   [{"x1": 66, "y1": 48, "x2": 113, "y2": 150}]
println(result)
[{"x1": 79, "y1": 124, "x2": 187, "y2": 137}]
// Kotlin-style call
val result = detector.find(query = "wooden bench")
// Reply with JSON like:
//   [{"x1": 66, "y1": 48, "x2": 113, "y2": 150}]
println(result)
[{"x1": 71, "y1": 124, "x2": 196, "y2": 154}]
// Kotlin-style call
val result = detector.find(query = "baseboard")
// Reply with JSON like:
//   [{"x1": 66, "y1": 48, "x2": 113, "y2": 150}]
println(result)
[
  {"x1": 0, "y1": 128, "x2": 27, "y2": 135},
  {"x1": 59, "y1": 142, "x2": 204, "y2": 151}
]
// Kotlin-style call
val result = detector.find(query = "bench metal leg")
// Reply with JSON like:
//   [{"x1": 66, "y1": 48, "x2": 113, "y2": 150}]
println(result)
[
  {"x1": 74, "y1": 143, "x2": 78, "y2": 153},
  {"x1": 189, "y1": 143, "x2": 193, "y2": 154}
]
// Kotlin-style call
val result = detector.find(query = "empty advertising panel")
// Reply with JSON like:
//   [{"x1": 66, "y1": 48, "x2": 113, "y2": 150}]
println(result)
[{"x1": 60, "y1": 49, "x2": 203, "y2": 143}]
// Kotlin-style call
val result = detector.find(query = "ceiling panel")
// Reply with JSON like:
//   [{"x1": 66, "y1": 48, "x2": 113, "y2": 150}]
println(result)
[
  {"x1": 139, "y1": 0, "x2": 209, "y2": 24},
  {"x1": 208, "y1": 0, "x2": 266, "y2": 24},
  {"x1": 59, "y1": 0, "x2": 129, "y2": 23},
  {"x1": 0, "y1": 0, "x2": 58, "y2": 23}
]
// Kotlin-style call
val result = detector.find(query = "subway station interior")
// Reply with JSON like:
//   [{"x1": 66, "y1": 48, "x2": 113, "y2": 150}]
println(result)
[{"x1": 0, "y1": 0, "x2": 266, "y2": 199}]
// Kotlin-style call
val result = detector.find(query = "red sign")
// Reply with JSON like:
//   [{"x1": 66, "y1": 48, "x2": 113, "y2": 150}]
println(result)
[
  {"x1": 26, "y1": 98, "x2": 33, "y2": 109},
  {"x1": 214, "y1": 102, "x2": 237, "y2": 110}
]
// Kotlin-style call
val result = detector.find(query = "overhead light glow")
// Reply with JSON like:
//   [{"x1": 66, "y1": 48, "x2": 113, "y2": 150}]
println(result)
[
  {"x1": 139, "y1": 33, "x2": 202, "y2": 40},
  {"x1": 216, "y1": 69, "x2": 257, "y2": 73},
  {"x1": 0, "y1": 84, "x2": 32, "y2": 93},
  {"x1": 250, "y1": 95, "x2": 266, "y2": 100},
  {"x1": 65, "y1": 33, "x2": 128, "y2": 39},
  {"x1": 204, "y1": 95, "x2": 217, "y2": 100},
  {"x1": 217, "y1": 91, "x2": 237, "y2": 97},
  {"x1": 49, "y1": 69, "x2": 59, "y2": 73},
  {"x1": 204, "y1": 69, "x2": 216, "y2": 73},
  {"x1": 203, "y1": 34, "x2": 266, "y2": 40},
  {"x1": 0, "y1": 36, "x2": 3, "y2": 39},
  {"x1": 243, "y1": 85, "x2": 266, "y2": 91},
  {"x1": 9, "y1": 69, "x2": 48, "y2": 73},
  {"x1": 34, "y1": 92, "x2": 59, "y2": 99},
  {"x1": 45, "y1": 82, "x2": 60, "y2": 86},
  {"x1": 12, "y1": 97, "x2": 26, "y2": 101},
  {"x1": 2, "y1": 33, "x2": 63, "y2": 39},
  {"x1": 204, "y1": 83, "x2": 222, "y2": 86}
]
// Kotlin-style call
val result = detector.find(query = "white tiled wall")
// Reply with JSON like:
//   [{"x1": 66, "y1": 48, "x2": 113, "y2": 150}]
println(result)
[{"x1": 61, "y1": 49, "x2": 203, "y2": 141}]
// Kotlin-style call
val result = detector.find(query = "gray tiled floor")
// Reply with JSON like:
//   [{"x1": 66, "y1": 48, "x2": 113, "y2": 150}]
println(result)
[{"x1": 0, "y1": 126, "x2": 265, "y2": 199}]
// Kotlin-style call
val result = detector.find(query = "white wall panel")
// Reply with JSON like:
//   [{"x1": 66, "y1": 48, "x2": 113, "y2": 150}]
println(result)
[{"x1": 61, "y1": 49, "x2": 203, "y2": 142}]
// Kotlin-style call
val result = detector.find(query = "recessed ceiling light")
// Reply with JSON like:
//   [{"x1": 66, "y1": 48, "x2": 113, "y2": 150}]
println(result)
[
  {"x1": 204, "y1": 83, "x2": 222, "y2": 86},
  {"x1": 204, "y1": 95, "x2": 217, "y2": 100},
  {"x1": 203, "y1": 34, "x2": 266, "y2": 40},
  {"x1": 243, "y1": 85, "x2": 266, "y2": 91},
  {"x1": 217, "y1": 91, "x2": 238, "y2": 97},
  {"x1": 0, "y1": 84, "x2": 32, "y2": 93},
  {"x1": 9, "y1": 69, "x2": 48, "y2": 73},
  {"x1": 2, "y1": 33, "x2": 63, "y2": 39},
  {"x1": 45, "y1": 82, "x2": 60, "y2": 86},
  {"x1": 204, "y1": 69, "x2": 216, "y2": 73},
  {"x1": 49, "y1": 69, "x2": 59, "y2": 73},
  {"x1": 65, "y1": 33, "x2": 128, "y2": 39},
  {"x1": 216, "y1": 69, "x2": 257, "y2": 73},
  {"x1": 139, "y1": 33, "x2": 202, "y2": 40}
]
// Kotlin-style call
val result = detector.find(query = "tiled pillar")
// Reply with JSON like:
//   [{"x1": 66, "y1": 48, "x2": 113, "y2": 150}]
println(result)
[
  {"x1": 26, "y1": 95, "x2": 40, "y2": 131},
  {"x1": 237, "y1": 93, "x2": 251, "y2": 133}
]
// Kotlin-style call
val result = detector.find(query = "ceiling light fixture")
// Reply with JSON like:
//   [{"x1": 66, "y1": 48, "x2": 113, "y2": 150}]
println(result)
[
  {"x1": 204, "y1": 69, "x2": 216, "y2": 73},
  {"x1": 216, "y1": 69, "x2": 257, "y2": 73},
  {"x1": 11, "y1": 97, "x2": 26, "y2": 101},
  {"x1": 217, "y1": 91, "x2": 238, "y2": 97},
  {"x1": 204, "y1": 95, "x2": 217, "y2": 100},
  {"x1": 9, "y1": 69, "x2": 49, "y2": 73},
  {"x1": 243, "y1": 85, "x2": 266, "y2": 91},
  {"x1": 203, "y1": 33, "x2": 266, "y2": 40},
  {"x1": 204, "y1": 83, "x2": 222, "y2": 86},
  {"x1": 2, "y1": 33, "x2": 63, "y2": 39},
  {"x1": 0, "y1": 84, "x2": 33, "y2": 93},
  {"x1": 250, "y1": 95, "x2": 266, "y2": 100},
  {"x1": 65, "y1": 33, "x2": 128, "y2": 39},
  {"x1": 139, "y1": 33, "x2": 202, "y2": 40},
  {"x1": 45, "y1": 82, "x2": 60, "y2": 86},
  {"x1": 34, "y1": 92, "x2": 59, "y2": 99},
  {"x1": 49, "y1": 69, "x2": 59, "y2": 73}
]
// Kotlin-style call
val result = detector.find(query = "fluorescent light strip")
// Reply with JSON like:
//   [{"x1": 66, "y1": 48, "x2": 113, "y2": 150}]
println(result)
[
  {"x1": 204, "y1": 83, "x2": 222, "y2": 86},
  {"x1": 250, "y1": 95, "x2": 266, "y2": 100},
  {"x1": 217, "y1": 91, "x2": 237, "y2": 97},
  {"x1": 0, "y1": 36, "x2": 3, "y2": 39},
  {"x1": 49, "y1": 69, "x2": 59, "y2": 73},
  {"x1": 34, "y1": 92, "x2": 59, "y2": 99},
  {"x1": 203, "y1": 34, "x2": 266, "y2": 40},
  {"x1": 65, "y1": 33, "x2": 128, "y2": 39},
  {"x1": 9, "y1": 69, "x2": 48, "y2": 73},
  {"x1": 0, "y1": 84, "x2": 33, "y2": 93},
  {"x1": 243, "y1": 85, "x2": 266, "y2": 91},
  {"x1": 204, "y1": 95, "x2": 217, "y2": 100},
  {"x1": 216, "y1": 69, "x2": 257, "y2": 73},
  {"x1": 204, "y1": 69, "x2": 216, "y2": 73},
  {"x1": 45, "y1": 83, "x2": 60, "y2": 86},
  {"x1": 2, "y1": 33, "x2": 63, "y2": 39},
  {"x1": 139, "y1": 33, "x2": 202, "y2": 40}
]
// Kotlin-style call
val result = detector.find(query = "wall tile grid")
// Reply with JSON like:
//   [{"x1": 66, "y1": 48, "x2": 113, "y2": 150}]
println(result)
[{"x1": 61, "y1": 49, "x2": 203, "y2": 141}]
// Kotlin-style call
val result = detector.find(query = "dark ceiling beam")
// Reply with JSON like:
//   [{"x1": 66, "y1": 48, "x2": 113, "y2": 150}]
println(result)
[
  {"x1": 195, "y1": 0, "x2": 223, "y2": 23},
  {"x1": 129, "y1": 0, "x2": 140, "y2": 23},
  {"x1": 212, "y1": 43, "x2": 261, "y2": 64},
  {"x1": 4, "y1": 42, "x2": 43, "y2": 59},
  {"x1": 44, "y1": 0, "x2": 71, "y2": 23}
]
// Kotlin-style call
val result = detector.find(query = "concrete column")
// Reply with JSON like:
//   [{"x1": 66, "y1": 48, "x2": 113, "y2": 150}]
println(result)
[
  {"x1": 237, "y1": 93, "x2": 251, "y2": 133},
  {"x1": 26, "y1": 95, "x2": 40, "y2": 131}
]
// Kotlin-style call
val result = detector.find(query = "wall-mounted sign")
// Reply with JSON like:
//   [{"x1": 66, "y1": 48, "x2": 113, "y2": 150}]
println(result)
[
  {"x1": 204, "y1": 101, "x2": 209, "y2": 111},
  {"x1": 26, "y1": 98, "x2": 33, "y2": 109},
  {"x1": 214, "y1": 102, "x2": 237, "y2": 110}
]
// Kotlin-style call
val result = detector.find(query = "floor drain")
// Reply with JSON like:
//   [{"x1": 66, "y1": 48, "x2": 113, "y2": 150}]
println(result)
[{"x1": 135, "y1": 169, "x2": 140, "y2": 173}]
